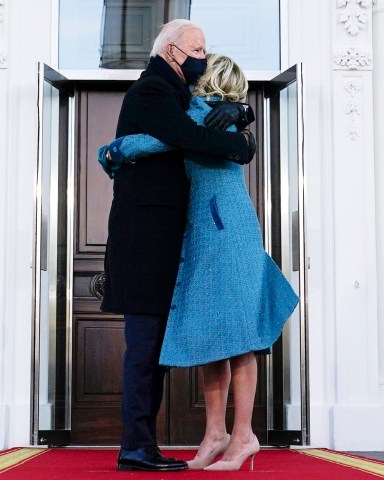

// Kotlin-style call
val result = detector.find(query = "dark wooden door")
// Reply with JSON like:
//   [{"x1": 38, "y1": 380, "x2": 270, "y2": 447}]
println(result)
[
  {"x1": 70, "y1": 84, "x2": 268, "y2": 446},
  {"x1": 71, "y1": 86, "x2": 127, "y2": 444}
]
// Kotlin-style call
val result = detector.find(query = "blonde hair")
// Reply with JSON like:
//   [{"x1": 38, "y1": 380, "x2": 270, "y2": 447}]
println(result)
[
  {"x1": 150, "y1": 19, "x2": 203, "y2": 57},
  {"x1": 193, "y1": 53, "x2": 248, "y2": 103}
]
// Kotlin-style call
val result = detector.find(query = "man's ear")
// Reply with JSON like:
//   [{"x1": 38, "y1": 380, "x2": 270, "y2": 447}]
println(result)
[{"x1": 166, "y1": 44, "x2": 174, "y2": 60}]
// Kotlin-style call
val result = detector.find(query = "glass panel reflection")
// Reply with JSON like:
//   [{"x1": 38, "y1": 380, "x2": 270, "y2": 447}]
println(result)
[
  {"x1": 38, "y1": 80, "x2": 69, "y2": 432},
  {"x1": 280, "y1": 82, "x2": 301, "y2": 431},
  {"x1": 59, "y1": 0, "x2": 280, "y2": 71},
  {"x1": 266, "y1": 66, "x2": 307, "y2": 440},
  {"x1": 100, "y1": 0, "x2": 191, "y2": 69}
]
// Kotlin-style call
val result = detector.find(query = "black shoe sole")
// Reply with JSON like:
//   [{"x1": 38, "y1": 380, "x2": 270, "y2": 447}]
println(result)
[{"x1": 118, "y1": 463, "x2": 189, "y2": 472}]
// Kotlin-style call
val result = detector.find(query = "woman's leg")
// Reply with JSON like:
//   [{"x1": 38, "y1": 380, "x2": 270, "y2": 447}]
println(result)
[
  {"x1": 221, "y1": 352, "x2": 258, "y2": 461},
  {"x1": 192, "y1": 359, "x2": 231, "y2": 459}
]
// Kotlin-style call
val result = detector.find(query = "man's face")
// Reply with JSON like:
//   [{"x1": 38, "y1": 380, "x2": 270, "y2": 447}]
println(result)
[
  {"x1": 173, "y1": 28, "x2": 206, "y2": 63},
  {"x1": 166, "y1": 28, "x2": 206, "y2": 82}
]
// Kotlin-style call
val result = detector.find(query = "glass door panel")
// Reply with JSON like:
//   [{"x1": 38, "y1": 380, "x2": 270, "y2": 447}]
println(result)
[
  {"x1": 264, "y1": 64, "x2": 309, "y2": 445},
  {"x1": 31, "y1": 64, "x2": 74, "y2": 445}
]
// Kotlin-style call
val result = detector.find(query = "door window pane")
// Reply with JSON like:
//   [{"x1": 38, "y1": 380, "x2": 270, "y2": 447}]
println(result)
[
  {"x1": 100, "y1": 0, "x2": 191, "y2": 69},
  {"x1": 190, "y1": 0, "x2": 280, "y2": 71},
  {"x1": 59, "y1": 0, "x2": 280, "y2": 70}
]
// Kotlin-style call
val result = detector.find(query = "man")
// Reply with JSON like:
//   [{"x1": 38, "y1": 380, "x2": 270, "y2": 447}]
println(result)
[{"x1": 101, "y1": 19, "x2": 256, "y2": 472}]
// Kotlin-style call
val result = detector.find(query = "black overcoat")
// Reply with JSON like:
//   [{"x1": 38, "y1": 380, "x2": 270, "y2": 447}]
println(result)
[{"x1": 101, "y1": 56, "x2": 250, "y2": 315}]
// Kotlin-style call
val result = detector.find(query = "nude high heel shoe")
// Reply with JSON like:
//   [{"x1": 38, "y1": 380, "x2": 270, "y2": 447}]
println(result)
[
  {"x1": 187, "y1": 433, "x2": 231, "y2": 470},
  {"x1": 204, "y1": 434, "x2": 260, "y2": 471}
]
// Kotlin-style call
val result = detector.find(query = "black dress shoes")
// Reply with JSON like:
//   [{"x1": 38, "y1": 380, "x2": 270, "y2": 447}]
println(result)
[{"x1": 117, "y1": 446, "x2": 189, "y2": 471}]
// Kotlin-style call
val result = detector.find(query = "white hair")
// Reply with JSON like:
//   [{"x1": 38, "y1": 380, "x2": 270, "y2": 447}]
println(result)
[{"x1": 150, "y1": 19, "x2": 203, "y2": 57}]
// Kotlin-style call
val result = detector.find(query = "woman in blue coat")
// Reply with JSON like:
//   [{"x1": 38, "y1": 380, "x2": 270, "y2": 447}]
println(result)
[{"x1": 99, "y1": 53, "x2": 299, "y2": 471}]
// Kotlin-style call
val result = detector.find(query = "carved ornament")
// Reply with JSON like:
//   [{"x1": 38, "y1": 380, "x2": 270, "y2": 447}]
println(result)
[
  {"x1": 337, "y1": 0, "x2": 370, "y2": 36},
  {"x1": 344, "y1": 81, "x2": 362, "y2": 140},
  {"x1": 334, "y1": 47, "x2": 372, "y2": 69}
]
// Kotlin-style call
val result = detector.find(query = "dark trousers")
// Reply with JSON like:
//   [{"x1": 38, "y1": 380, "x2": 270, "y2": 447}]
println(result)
[{"x1": 121, "y1": 314, "x2": 167, "y2": 449}]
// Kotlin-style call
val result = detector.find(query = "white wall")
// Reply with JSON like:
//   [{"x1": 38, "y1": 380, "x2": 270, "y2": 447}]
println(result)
[
  {"x1": 373, "y1": 0, "x2": 384, "y2": 394},
  {"x1": 287, "y1": 0, "x2": 384, "y2": 450},
  {"x1": 0, "y1": 0, "x2": 54, "y2": 448},
  {"x1": 330, "y1": 0, "x2": 383, "y2": 451},
  {"x1": 285, "y1": 0, "x2": 336, "y2": 447},
  {"x1": 0, "y1": 0, "x2": 9, "y2": 451}
]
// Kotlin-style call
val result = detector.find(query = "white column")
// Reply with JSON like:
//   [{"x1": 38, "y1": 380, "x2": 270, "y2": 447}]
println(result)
[
  {"x1": 331, "y1": 0, "x2": 383, "y2": 450},
  {"x1": 0, "y1": 0, "x2": 8, "y2": 450},
  {"x1": 286, "y1": 0, "x2": 337, "y2": 448},
  {"x1": 1, "y1": 0, "x2": 54, "y2": 448},
  {"x1": 373, "y1": 0, "x2": 384, "y2": 396}
]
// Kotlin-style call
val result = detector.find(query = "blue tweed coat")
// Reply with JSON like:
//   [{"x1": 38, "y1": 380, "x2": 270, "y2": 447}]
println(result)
[{"x1": 99, "y1": 97, "x2": 299, "y2": 367}]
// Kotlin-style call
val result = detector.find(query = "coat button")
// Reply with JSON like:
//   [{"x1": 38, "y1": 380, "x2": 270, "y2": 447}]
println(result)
[
  {"x1": 180, "y1": 257, "x2": 185, "y2": 263},
  {"x1": 170, "y1": 305, "x2": 176, "y2": 310}
]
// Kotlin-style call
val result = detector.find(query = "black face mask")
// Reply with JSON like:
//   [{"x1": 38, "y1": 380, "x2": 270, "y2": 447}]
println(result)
[{"x1": 172, "y1": 44, "x2": 207, "y2": 84}]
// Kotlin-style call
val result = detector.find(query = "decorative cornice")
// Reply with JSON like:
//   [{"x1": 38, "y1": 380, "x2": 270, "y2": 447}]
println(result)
[
  {"x1": 0, "y1": 0, "x2": 7, "y2": 69},
  {"x1": 337, "y1": 0, "x2": 370, "y2": 36},
  {"x1": 334, "y1": 47, "x2": 372, "y2": 69},
  {"x1": 334, "y1": 0, "x2": 373, "y2": 70}
]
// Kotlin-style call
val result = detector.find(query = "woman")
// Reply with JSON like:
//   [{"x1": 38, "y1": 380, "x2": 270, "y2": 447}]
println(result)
[{"x1": 99, "y1": 53, "x2": 299, "y2": 471}]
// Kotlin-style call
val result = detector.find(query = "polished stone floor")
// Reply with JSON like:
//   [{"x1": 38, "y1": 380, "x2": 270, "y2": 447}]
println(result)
[{"x1": 347, "y1": 452, "x2": 384, "y2": 461}]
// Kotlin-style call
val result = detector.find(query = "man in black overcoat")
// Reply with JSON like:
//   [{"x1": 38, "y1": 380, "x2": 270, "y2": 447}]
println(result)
[{"x1": 101, "y1": 19, "x2": 256, "y2": 472}]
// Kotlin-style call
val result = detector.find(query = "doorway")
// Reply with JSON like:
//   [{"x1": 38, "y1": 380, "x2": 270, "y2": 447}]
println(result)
[
  {"x1": 69, "y1": 84, "x2": 269, "y2": 446},
  {"x1": 31, "y1": 65, "x2": 308, "y2": 447}
]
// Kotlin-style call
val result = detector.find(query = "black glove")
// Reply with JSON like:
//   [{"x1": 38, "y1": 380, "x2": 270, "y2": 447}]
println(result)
[
  {"x1": 204, "y1": 102, "x2": 255, "y2": 130},
  {"x1": 242, "y1": 130, "x2": 257, "y2": 163}
]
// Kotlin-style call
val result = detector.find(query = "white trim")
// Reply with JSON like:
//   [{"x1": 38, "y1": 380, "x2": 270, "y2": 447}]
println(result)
[
  {"x1": 59, "y1": 68, "x2": 281, "y2": 82},
  {"x1": 50, "y1": 0, "x2": 59, "y2": 68},
  {"x1": 0, "y1": 0, "x2": 8, "y2": 68},
  {"x1": 372, "y1": 1, "x2": 384, "y2": 388},
  {"x1": 333, "y1": 405, "x2": 384, "y2": 450},
  {"x1": 280, "y1": 0, "x2": 289, "y2": 70}
]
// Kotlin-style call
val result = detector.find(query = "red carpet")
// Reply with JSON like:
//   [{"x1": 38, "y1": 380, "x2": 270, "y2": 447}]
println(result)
[{"x1": 1, "y1": 447, "x2": 384, "y2": 479}]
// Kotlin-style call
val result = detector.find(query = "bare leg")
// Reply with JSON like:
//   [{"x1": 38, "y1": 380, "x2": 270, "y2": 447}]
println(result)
[
  {"x1": 191, "y1": 359, "x2": 231, "y2": 460},
  {"x1": 221, "y1": 352, "x2": 258, "y2": 461}
]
